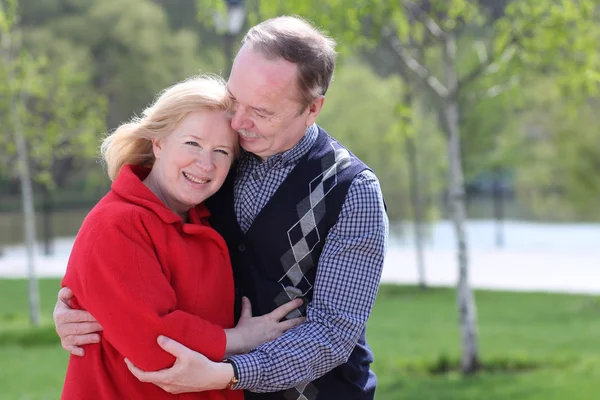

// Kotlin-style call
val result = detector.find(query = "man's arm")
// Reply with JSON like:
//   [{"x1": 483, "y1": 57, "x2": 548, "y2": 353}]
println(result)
[
  {"x1": 63, "y1": 216, "x2": 230, "y2": 370},
  {"x1": 124, "y1": 171, "x2": 388, "y2": 393},
  {"x1": 54, "y1": 221, "x2": 304, "y2": 360},
  {"x1": 53, "y1": 287, "x2": 103, "y2": 356},
  {"x1": 229, "y1": 170, "x2": 388, "y2": 391}
]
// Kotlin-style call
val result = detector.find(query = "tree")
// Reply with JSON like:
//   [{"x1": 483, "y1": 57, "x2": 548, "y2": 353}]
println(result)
[
  {"x1": 513, "y1": 80, "x2": 600, "y2": 222},
  {"x1": 0, "y1": 32, "x2": 107, "y2": 255},
  {"x1": 0, "y1": 0, "x2": 40, "y2": 326},
  {"x1": 24, "y1": 0, "x2": 219, "y2": 130},
  {"x1": 317, "y1": 59, "x2": 446, "y2": 225},
  {"x1": 239, "y1": 0, "x2": 600, "y2": 374}
]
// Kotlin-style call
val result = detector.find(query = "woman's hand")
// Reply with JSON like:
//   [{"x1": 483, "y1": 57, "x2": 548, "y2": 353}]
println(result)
[{"x1": 224, "y1": 297, "x2": 305, "y2": 357}]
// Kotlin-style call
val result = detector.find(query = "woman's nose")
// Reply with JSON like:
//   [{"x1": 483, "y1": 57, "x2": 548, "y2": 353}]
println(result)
[{"x1": 195, "y1": 153, "x2": 214, "y2": 171}]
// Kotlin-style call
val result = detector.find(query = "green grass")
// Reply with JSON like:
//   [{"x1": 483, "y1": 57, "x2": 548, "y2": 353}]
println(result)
[
  {"x1": 368, "y1": 285, "x2": 600, "y2": 399},
  {"x1": 1, "y1": 279, "x2": 600, "y2": 399}
]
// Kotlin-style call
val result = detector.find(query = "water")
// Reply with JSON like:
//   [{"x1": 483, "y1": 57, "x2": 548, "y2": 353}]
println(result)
[
  {"x1": 1, "y1": 219, "x2": 599, "y2": 294},
  {"x1": 391, "y1": 219, "x2": 600, "y2": 251},
  {"x1": 0, "y1": 208, "x2": 89, "y2": 247}
]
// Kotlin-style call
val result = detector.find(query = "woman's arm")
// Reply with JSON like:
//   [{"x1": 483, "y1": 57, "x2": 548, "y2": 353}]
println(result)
[
  {"x1": 63, "y1": 213, "x2": 227, "y2": 371},
  {"x1": 63, "y1": 212, "x2": 304, "y2": 371}
]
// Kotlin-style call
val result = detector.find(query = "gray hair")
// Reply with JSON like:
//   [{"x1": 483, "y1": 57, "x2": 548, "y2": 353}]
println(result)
[{"x1": 241, "y1": 16, "x2": 337, "y2": 110}]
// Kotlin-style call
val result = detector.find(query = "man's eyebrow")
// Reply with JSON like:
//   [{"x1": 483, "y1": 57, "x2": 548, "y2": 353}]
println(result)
[
  {"x1": 252, "y1": 106, "x2": 275, "y2": 116},
  {"x1": 227, "y1": 88, "x2": 275, "y2": 116}
]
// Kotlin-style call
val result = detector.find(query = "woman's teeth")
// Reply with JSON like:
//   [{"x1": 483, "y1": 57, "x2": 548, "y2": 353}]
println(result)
[{"x1": 183, "y1": 172, "x2": 208, "y2": 184}]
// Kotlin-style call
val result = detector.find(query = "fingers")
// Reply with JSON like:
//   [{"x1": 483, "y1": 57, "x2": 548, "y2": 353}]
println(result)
[
  {"x1": 270, "y1": 298, "x2": 304, "y2": 320},
  {"x1": 125, "y1": 357, "x2": 173, "y2": 385},
  {"x1": 55, "y1": 315, "x2": 103, "y2": 352},
  {"x1": 64, "y1": 345, "x2": 85, "y2": 357},
  {"x1": 240, "y1": 296, "x2": 252, "y2": 319},
  {"x1": 59, "y1": 330, "x2": 101, "y2": 356},
  {"x1": 278, "y1": 316, "x2": 306, "y2": 331},
  {"x1": 156, "y1": 336, "x2": 190, "y2": 358},
  {"x1": 55, "y1": 309, "x2": 101, "y2": 325},
  {"x1": 61, "y1": 331, "x2": 102, "y2": 346},
  {"x1": 56, "y1": 319, "x2": 103, "y2": 338},
  {"x1": 57, "y1": 287, "x2": 74, "y2": 307},
  {"x1": 124, "y1": 358, "x2": 147, "y2": 381},
  {"x1": 59, "y1": 331, "x2": 101, "y2": 357},
  {"x1": 53, "y1": 291, "x2": 72, "y2": 323}
]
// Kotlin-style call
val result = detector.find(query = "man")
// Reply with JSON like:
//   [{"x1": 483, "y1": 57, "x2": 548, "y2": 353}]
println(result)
[{"x1": 54, "y1": 16, "x2": 388, "y2": 400}]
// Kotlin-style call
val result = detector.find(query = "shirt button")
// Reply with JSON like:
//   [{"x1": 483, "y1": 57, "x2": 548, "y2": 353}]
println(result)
[{"x1": 238, "y1": 243, "x2": 246, "y2": 252}]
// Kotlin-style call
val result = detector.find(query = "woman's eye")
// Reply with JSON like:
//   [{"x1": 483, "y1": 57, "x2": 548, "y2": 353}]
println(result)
[
  {"x1": 185, "y1": 141, "x2": 199, "y2": 147},
  {"x1": 216, "y1": 149, "x2": 230, "y2": 156}
]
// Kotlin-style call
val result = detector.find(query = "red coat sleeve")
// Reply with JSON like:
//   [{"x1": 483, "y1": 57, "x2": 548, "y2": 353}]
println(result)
[{"x1": 63, "y1": 211, "x2": 227, "y2": 371}]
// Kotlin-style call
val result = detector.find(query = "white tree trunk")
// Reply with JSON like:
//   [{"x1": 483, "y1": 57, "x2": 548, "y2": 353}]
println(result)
[
  {"x1": 405, "y1": 126, "x2": 427, "y2": 289},
  {"x1": 13, "y1": 104, "x2": 41, "y2": 327},
  {"x1": 3, "y1": 26, "x2": 41, "y2": 327},
  {"x1": 443, "y1": 33, "x2": 479, "y2": 374}
]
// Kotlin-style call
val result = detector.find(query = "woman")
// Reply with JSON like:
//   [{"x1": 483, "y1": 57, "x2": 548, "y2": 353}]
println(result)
[{"x1": 60, "y1": 75, "x2": 302, "y2": 400}]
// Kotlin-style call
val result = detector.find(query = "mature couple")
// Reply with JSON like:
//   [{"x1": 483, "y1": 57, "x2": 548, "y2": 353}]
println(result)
[{"x1": 54, "y1": 16, "x2": 388, "y2": 400}]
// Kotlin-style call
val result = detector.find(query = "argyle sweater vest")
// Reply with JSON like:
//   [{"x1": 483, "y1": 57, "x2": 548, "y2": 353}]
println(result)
[{"x1": 207, "y1": 126, "x2": 376, "y2": 400}]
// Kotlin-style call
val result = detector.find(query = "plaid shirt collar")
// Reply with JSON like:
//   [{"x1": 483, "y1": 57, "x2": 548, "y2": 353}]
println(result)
[{"x1": 237, "y1": 124, "x2": 319, "y2": 170}]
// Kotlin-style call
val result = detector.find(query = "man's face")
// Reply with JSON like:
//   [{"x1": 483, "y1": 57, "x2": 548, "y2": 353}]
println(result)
[{"x1": 227, "y1": 45, "x2": 324, "y2": 161}]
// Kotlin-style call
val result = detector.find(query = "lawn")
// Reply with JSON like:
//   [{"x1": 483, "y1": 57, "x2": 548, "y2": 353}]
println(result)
[{"x1": 1, "y1": 279, "x2": 599, "y2": 399}]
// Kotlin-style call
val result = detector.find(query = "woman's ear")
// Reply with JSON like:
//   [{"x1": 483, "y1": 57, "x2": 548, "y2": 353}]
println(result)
[{"x1": 151, "y1": 138, "x2": 162, "y2": 159}]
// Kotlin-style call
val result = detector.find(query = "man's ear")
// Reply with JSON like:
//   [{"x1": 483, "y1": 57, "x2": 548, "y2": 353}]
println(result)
[{"x1": 305, "y1": 96, "x2": 325, "y2": 127}]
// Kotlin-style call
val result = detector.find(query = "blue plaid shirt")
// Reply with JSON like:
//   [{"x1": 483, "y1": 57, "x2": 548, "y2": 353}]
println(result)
[{"x1": 229, "y1": 124, "x2": 389, "y2": 392}]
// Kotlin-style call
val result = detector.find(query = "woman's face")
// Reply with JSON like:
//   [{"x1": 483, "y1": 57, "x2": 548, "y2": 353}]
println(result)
[{"x1": 150, "y1": 110, "x2": 238, "y2": 214}]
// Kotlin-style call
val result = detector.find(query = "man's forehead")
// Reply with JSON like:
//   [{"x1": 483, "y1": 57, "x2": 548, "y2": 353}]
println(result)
[
  {"x1": 227, "y1": 74, "x2": 302, "y2": 112},
  {"x1": 231, "y1": 49, "x2": 299, "y2": 92}
]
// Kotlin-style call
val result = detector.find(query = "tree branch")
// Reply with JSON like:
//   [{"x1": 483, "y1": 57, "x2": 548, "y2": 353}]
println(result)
[
  {"x1": 403, "y1": 0, "x2": 448, "y2": 42},
  {"x1": 456, "y1": 17, "x2": 539, "y2": 96},
  {"x1": 383, "y1": 25, "x2": 448, "y2": 99},
  {"x1": 456, "y1": 38, "x2": 517, "y2": 95}
]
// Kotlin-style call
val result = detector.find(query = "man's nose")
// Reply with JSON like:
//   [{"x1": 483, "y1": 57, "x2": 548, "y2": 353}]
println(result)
[{"x1": 230, "y1": 108, "x2": 253, "y2": 130}]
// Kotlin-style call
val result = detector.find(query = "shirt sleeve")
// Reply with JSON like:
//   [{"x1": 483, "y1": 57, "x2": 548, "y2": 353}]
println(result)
[
  {"x1": 229, "y1": 170, "x2": 389, "y2": 392},
  {"x1": 62, "y1": 211, "x2": 227, "y2": 371}
]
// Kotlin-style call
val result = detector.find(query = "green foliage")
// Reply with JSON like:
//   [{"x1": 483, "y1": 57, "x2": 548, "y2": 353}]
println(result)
[
  {"x1": 318, "y1": 59, "x2": 446, "y2": 221},
  {"x1": 513, "y1": 80, "x2": 600, "y2": 221},
  {"x1": 0, "y1": 1, "x2": 107, "y2": 191},
  {"x1": 2, "y1": 0, "x2": 600, "y2": 222},
  {"x1": 1, "y1": 0, "x2": 231, "y2": 193},
  {"x1": 499, "y1": 0, "x2": 600, "y2": 98},
  {"x1": 245, "y1": 0, "x2": 600, "y2": 222},
  {"x1": 0, "y1": 0, "x2": 17, "y2": 33},
  {"x1": 33, "y1": 0, "x2": 219, "y2": 128}
]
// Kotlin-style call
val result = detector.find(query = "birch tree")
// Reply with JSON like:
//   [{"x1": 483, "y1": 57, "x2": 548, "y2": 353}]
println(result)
[
  {"x1": 229, "y1": 0, "x2": 600, "y2": 374},
  {"x1": 0, "y1": 0, "x2": 39, "y2": 326}
]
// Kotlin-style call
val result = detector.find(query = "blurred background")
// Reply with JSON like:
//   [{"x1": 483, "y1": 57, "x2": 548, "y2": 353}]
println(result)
[{"x1": 1, "y1": 0, "x2": 600, "y2": 399}]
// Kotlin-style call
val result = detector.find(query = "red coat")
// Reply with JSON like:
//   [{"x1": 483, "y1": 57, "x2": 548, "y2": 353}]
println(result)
[{"x1": 61, "y1": 165, "x2": 243, "y2": 400}]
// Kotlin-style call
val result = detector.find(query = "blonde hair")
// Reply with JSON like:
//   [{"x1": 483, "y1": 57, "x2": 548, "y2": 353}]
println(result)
[{"x1": 101, "y1": 75, "x2": 232, "y2": 181}]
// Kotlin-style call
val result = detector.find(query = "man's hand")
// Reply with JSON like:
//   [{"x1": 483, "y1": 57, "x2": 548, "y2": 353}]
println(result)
[
  {"x1": 125, "y1": 336, "x2": 234, "y2": 394},
  {"x1": 53, "y1": 287, "x2": 103, "y2": 356},
  {"x1": 225, "y1": 296, "x2": 304, "y2": 356}
]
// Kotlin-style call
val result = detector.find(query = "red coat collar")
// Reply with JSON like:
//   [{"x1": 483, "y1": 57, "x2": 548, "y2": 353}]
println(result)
[{"x1": 111, "y1": 164, "x2": 211, "y2": 226}]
